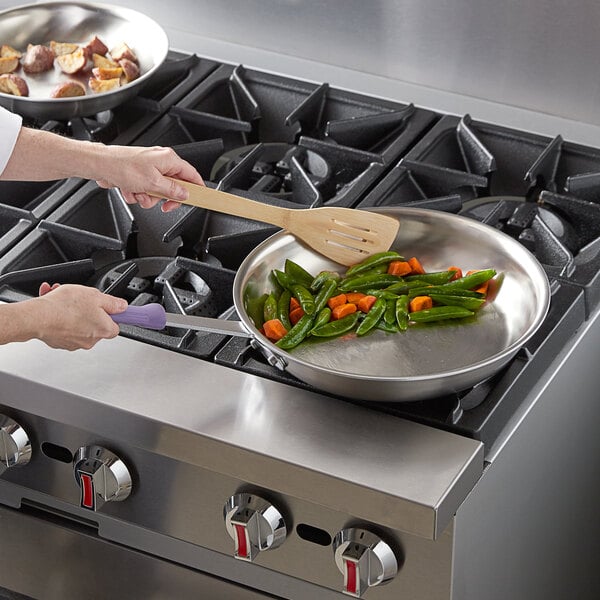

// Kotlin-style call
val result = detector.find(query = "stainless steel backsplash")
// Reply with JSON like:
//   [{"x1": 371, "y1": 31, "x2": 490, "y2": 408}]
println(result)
[{"x1": 10, "y1": 0, "x2": 598, "y2": 131}]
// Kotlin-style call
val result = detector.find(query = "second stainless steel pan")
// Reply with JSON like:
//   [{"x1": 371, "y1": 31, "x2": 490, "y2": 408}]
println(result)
[
  {"x1": 0, "y1": 2, "x2": 168, "y2": 120},
  {"x1": 114, "y1": 207, "x2": 551, "y2": 402}
]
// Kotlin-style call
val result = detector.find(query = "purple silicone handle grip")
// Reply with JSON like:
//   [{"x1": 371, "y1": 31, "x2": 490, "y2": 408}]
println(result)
[{"x1": 111, "y1": 304, "x2": 167, "y2": 330}]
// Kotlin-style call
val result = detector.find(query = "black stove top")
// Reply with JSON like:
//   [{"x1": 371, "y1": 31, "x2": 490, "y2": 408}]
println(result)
[{"x1": 0, "y1": 53, "x2": 597, "y2": 449}]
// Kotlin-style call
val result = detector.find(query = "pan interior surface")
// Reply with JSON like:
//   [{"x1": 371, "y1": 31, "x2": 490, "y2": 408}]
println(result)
[{"x1": 236, "y1": 207, "x2": 550, "y2": 382}]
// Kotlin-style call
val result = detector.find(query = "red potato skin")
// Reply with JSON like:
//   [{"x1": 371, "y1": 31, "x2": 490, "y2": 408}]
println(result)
[
  {"x1": 50, "y1": 80, "x2": 86, "y2": 98},
  {"x1": 0, "y1": 73, "x2": 29, "y2": 96},
  {"x1": 118, "y1": 58, "x2": 139, "y2": 82},
  {"x1": 22, "y1": 44, "x2": 54, "y2": 73},
  {"x1": 84, "y1": 36, "x2": 108, "y2": 59}
]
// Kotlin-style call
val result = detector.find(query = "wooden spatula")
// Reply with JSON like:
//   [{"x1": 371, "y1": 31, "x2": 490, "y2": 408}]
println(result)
[{"x1": 165, "y1": 179, "x2": 400, "y2": 266}]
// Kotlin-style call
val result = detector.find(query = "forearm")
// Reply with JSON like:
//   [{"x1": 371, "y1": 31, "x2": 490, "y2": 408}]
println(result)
[
  {"x1": 0, "y1": 126, "x2": 110, "y2": 182},
  {"x1": 0, "y1": 300, "x2": 41, "y2": 345}
]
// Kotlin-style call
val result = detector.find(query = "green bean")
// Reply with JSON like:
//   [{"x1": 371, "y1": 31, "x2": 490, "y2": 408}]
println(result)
[
  {"x1": 310, "y1": 307, "x2": 332, "y2": 334},
  {"x1": 272, "y1": 269, "x2": 294, "y2": 290},
  {"x1": 405, "y1": 271, "x2": 455, "y2": 285},
  {"x1": 339, "y1": 273, "x2": 401, "y2": 293},
  {"x1": 245, "y1": 293, "x2": 268, "y2": 329},
  {"x1": 376, "y1": 320, "x2": 400, "y2": 333},
  {"x1": 344, "y1": 251, "x2": 403, "y2": 277},
  {"x1": 408, "y1": 286, "x2": 484, "y2": 298},
  {"x1": 284, "y1": 259, "x2": 314, "y2": 288},
  {"x1": 384, "y1": 299, "x2": 397, "y2": 326},
  {"x1": 395, "y1": 295, "x2": 409, "y2": 331},
  {"x1": 409, "y1": 306, "x2": 474, "y2": 323},
  {"x1": 277, "y1": 289, "x2": 292, "y2": 330},
  {"x1": 439, "y1": 269, "x2": 496, "y2": 291},
  {"x1": 290, "y1": 284, "x2": 315, "y2": 315},
  {"x1": 276, "y1": 314, "x2": 315, "y2": 349},
  {"x1": 263, "y1": 293, "x2": 279, "y2": 322},
  {"x1": 429, "y1": 293, "x2": 486, "y2": 311},
  {"x1": 310, "y1": 270, "x2": 341, "y2": 292},
  {"x1": 310, "y1": 312, "x2": 360, "y2": 338},
  {"x1": 356, "y1": 297, "x2": 386, "y2": 336},
  {"x1": 313, "y1": 278, "x2": 339, "y2": 314}
]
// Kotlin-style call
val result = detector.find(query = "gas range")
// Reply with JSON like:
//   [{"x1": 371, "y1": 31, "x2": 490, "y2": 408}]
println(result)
[{"x1": 1, "y1": 47, "x2": 600, "y2": 600}]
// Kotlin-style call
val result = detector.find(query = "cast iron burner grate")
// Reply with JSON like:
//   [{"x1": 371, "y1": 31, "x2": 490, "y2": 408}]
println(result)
[{"x1": 93, "y1": 256, "x2": 236, "y2": 357}]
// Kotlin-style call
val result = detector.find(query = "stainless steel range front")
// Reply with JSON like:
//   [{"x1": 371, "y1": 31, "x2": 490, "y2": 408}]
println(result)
[{"x1": 1, "y1": 44, "x2": 600, "y2": 600}]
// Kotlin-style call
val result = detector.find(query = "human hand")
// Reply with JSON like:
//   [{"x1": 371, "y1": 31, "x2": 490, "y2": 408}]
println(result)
[
  {"x1": 94, "y1": 145, "x2": 204, "y2": 212},
  {"x1": 34, "y1": 283, "x2": 127, "y2": 351}
]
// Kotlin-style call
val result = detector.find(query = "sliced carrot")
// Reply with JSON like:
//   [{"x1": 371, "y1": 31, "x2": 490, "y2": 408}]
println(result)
[
  {"x1": 409, "y1": 295, "x2": 433, "y2": 312},
  {"x1": 408, "y1": 256, "x2": 425, "y2": 275},
  {"x1": 345, "y1": 292, "x2": 367, "y2": 304},
  {"x1": 357, "y1": 295, "x2": 378, "y2": 313},
  {"x1": 289, "y1": 306, "x2": 305, "y2": 325},
  {"x1": 289, "y1": 297, "x2": 301, "y2": 311},
  {"x1": 327, "y1": 293, "x2": 347, "y2": 310},
  {"x1": 465, "y1": 270, "x2": 489, "y2": 295},
  {"x1": 448, "y1": 266, "x2": 463, "y2": 281},
  {"x1": 387, "y1": 260, "x2": 412, "y2": 277},
  {"x1": 474, "y1": 281, "x2": 489, "y2": 296},
  {"x1": 332, "y1": 303, "x2": 357, "y2": 320},
  {"x1": 263, "y1": 319, "x2": 288, "y2": 341}
]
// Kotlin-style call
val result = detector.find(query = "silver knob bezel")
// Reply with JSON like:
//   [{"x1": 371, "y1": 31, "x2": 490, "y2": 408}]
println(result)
[
  {"x1": 223, "y1": 493, "x2": 287, "y2": 561},
  {"x1": 333, "y1": 527, "x2": 399, "y2": 597},
  {"x1": 73, "y1": 445, "x2": 132, "y2": 509},
  {"x1": 0, "y1": 414, "x2": 32, "y2": 472}
]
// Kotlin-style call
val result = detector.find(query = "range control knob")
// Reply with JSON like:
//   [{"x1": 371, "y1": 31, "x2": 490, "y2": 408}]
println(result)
[
  {"x1": 333, "y1": 528, "x2": 399, "y2": 597},
  {"x1": 73, "y1": 445, "x2": 132, "y2": 511},
  {"x1": 223, "y1": 493, "x2": 287, "y2": 562},
  {"x1": 0, "y1": 414, "x2": 31, "y2": 473}
]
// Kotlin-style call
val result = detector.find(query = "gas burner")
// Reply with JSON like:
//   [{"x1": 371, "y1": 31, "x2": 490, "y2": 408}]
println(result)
[
  {"x1": 210, "y1": 143, "x2": 330, "y2": 198},
  {"x1": 96, "y1": 256, "x2": 227, "y2": 317},
  {"x1": 460, "y1": 195, "x2": 578, "y2": 277}
]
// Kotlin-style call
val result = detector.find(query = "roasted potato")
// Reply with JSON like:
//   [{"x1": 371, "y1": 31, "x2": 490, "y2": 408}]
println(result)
[
  {"x1": 50, "y1": 41, "x2": 79, "y2": 57},
  {"x1": 0, "y1": 56, "x2": 19, "y2": 75},
  {"x1": 118, "y1": 58, "x2": 139, "y2": 82},
  {"x1": 56, "y1": 47, "x2": 87, "y2": 75},
  {"x1": 92, "y1": 66, "x2": 123, "y2": 80},
  {"x1": 0, "y1": 45, "x2": 21, "y2": 59},
  {"x1": 92, "y1": 53, "x2": 118, "y2": 69},
  {"x1": 22, "y1": 44, "x2": 54, "y2": 74},
  {"x1": 50, "y1": 80, "x2": 86, "y2": 98},
  {"x1": 0, "y1": 73, "x2": 29, "y2": 96},
  {"x1": 110, "y1": 42, "x2": 137, "y2": 64},
  {"x1": 88, "y1": 76, "x2": 120, "y2": 94},
  {"x1": 84, "y1": 36, "x2": 108, "y2": 59}
]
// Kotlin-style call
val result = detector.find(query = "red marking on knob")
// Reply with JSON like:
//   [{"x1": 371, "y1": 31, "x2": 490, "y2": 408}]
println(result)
[
  {"x1": 345, "y1": 559, "x2": 357, "y2": 595},
  {"x1": 79, "y1": 472, "x2": 95, "y2": 510},
  {"x1": 234, "y1": 523, "x2": 249, "y2": 559}
]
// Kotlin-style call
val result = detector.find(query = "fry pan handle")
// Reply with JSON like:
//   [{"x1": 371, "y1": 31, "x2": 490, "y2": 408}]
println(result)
[{"x1": 111, "y1": 304, "x2": 166, "y2": 330}]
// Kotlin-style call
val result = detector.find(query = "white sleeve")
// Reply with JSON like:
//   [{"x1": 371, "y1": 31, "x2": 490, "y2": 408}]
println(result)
[{"x1": 0, "y1": 107, "x2": 23, "y2": 176}]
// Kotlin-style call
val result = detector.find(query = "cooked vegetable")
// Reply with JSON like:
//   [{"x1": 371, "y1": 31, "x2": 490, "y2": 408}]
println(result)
[
  {"x1": 22, "y1": 44, "x2": 54, "y2": 74},
  {"x1": 357, "y1": 295, "x2": 377, "y2": 313},
  {"x1": 276, "y1": 314, "x2": 315, "y2": 349},
  {"x1": 50, "y1": 80, "x2": 86, "y2": 98},
  {"x1": 311, "y1": 312, "x2": 360, "y2": 338},
  {"x1": 409, "y1": 296, "x2": 433, "y2": 313},
  {"x1": 332, "y1": 303, "x2": 357, "y2": 321},
  {"x1": 0, "y1": 73, "x2": 28, "y2": 96},
  {"x1": 356, "y1": 297, "x2": 386, "y2": 336},
  {"x1": 0, "y1": 56, "x2": 19, "y2": 75},
  {"x1": 387, "y1": 260, "x2": 412, "y2": 276},
  {"x1": 409, "y1": 306, "x2": 474, "y2": 322},
  {"x1": 263, "y1": 319, "x2": 288, "y2": 342},
  {"x1": 255, "y1": 253, "x2": 499, "y2": 349},
  {"x1": 345, "y1": 251, "x2": 402, "y2": 277}
]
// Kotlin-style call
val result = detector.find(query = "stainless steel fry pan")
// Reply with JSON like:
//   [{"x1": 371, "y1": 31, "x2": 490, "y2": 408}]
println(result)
[
  {"x1": 0, "y1": 2, "x2": 168, "y2": 120},
  {"x1": 114, "y1": 207, "x2": 551, "y2": 402}
]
